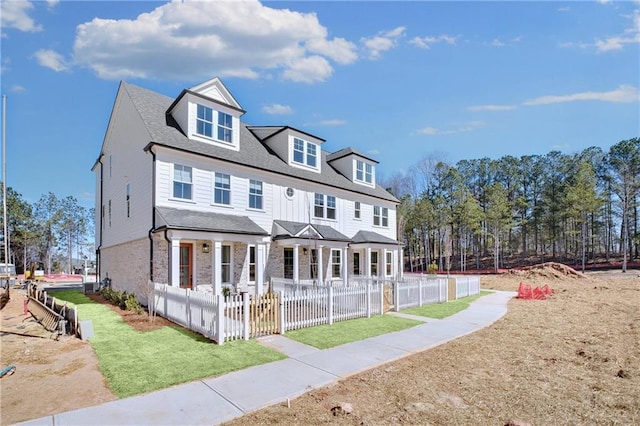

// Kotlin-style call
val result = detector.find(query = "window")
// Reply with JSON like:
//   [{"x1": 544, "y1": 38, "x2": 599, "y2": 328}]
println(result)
[
  {"x1": 310, "y1": 249, "x2": 318, "y2": 279},
  {"x1": 331, "y1": 250, "x2": 341, "y2": 278},
  {"x1": 221, "y1": 245, "x2": 231, "y2": 283},
  {"x1": 125, "y1": 183, "x2": 130, "y2": 218},
  {"x1": 373, "y1": 206, "x2": 389, "y2": 227},
  {"x1": 356, "y1": 160, "x2": 373, "y2": 184},
  {"x1": 386, "y1": 252, "x2": 393, "y2": 276},
  {"x1": 292, "y1": 137, "x2": 318, "y2": 168},
  {"x1": 173, "y1": 164, "x2": 193, "y2": 200},
  {"x1": 249, "y1": 180, "x2": 263, "y2": 209},
  {"x1": 214, "y1": 173, "x2": 231, "y2": 205},
  {"x1": 197, "y1": 104, "x2": 213, "y2": 137},
  {"x1": 284, "y1": 248, "x2": 293, "y2": 279},
  {"x1": 248, "y1": 246, "x2": 256, "y2": 283},
  {"x1": 353, "y1": 252, "x2": 361, "y2": 275},
  {"x1": 218, "y1": 111, "x2": 233, "y2": 142},
  {"x1": 108, "y1": 199, "x2": 112, "y2": 227},
  {"x1": 354, "y1": 201, "x2": 361, "y2": 219},
  {"x1": 371, "y1": 251, "x2": 378, "y2": 276},
  {"x1": 314, "y1": 193, "x2": 336, "y2": 219}
]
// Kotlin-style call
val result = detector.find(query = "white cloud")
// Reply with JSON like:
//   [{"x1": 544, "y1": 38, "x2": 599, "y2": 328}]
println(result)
[
  {"x1": 417, "y1": 121, "x2": 485, "y2": 136},
  {"x1": 523, "y1": 85, "x2": 639, "y2": 106},
  {"x1": 46, "y1": 0, "x2": 60, "y2": 8},
  {"x1": 558, "y1": 6, "x2": 571, "y2": 12},
  {"x1": 564, "y1": 8, "x2": 640, "y2": 52},
  {"x1": 0, "y1": 0, "x2": 42, "y2": 32},
  {"x1": 10, "y1": 85, "x2": 26, "y2": 93},
  {"x1": 305, "y1": 119, "x2": 346, "y2": 127},
  {"x1": 409, "y1": 34, "x2": 457, "y2": 49},
  {"x1": 368, "y1": 149, "x2": 380, "y2": 155},
  {"x1": 490, "y1": 38, "x2": 505, "y2": 47},
  {"x1": 467, "y1": 104, "x2": 517, "y2": 112},
  {"x1": 361, "y1": 26, "x2": 406, "y2": 59},
  {"x1": 34, "y1": 49, "x2": 69, "y2": 72},
  {"x1": 262, "y1": 103, "x2": 294, "y2": 115},
  {"x1": 72, "y1": 0, "x2": 357, "y2": 83}
]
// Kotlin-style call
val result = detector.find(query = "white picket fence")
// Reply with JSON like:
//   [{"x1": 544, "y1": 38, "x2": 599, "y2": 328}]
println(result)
[
  {"x1": 151, "y1": 281, "x2": 383, "y2": 344},
  {"x1": 454, "y1": 276, "x2": 481, "y2": 298},
  {"x1": 394, "y1": 276, "x2": 449, "y2": 311}
]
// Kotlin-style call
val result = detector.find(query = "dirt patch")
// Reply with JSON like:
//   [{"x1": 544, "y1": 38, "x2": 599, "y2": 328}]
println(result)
[
  {"x1": 510, "y1": 261, "x2": 588, "y2": 280},
  {"x1": 3, "y1": 273, "x2": 640, "y2": 425},
  {"x1": 225, "y1": 272, "x2": 640, "y2": 426},
  {"x1": 83, "y1": 292, "x2": 175, "y2": 332}
]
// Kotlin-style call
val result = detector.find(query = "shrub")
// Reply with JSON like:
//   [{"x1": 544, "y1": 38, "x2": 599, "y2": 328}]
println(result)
[
  {"x1": 427, "y1": 261, "x2": 438, "y2": 275},
  {"x1": 99, "y1": 287, "x2": 144, "y2": 314}
]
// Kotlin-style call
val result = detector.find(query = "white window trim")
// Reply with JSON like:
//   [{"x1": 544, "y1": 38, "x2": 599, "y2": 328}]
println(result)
[
  {"x1": 172, "y1": 164, "x2": 194, "y2": 201},
  {"x1": 192, "y1": 102, "x2": 239, "y2": 151},
  {"x1": 248, "y1": 245, "x2": 256, "y2": 284},
  {"x1": 331, "y1": 249, "x2": 342, "y2": 279},
  {"x1": 373, "y1": 205, "x2": 389, "y2": 227},
  {"x1": 354, "y1": 159, "x2": 375, "y2": 186},
  {"x1": 313, "y1": 193, "x2": 337, "y2": 220},
  {"x1": 354, "y1": 201, "x2": 361, "y2": 220},
  {"x1": 221, "y1": 244, "x2": 233, "y2": 284},
  {"x1": 290, "y1": 137, "x2": 320, "y2": 171},
  {"x1": 248, "y1": 179, "x2": 263, "y2": 210},
  {"x1": 213, "y1": 172, "x2": 231, "y2": 206}
]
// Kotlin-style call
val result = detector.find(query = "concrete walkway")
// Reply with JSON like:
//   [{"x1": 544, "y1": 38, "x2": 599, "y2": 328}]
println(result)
[{"x1": 16, "y1": 291, "x2": 516, "y2": 426}]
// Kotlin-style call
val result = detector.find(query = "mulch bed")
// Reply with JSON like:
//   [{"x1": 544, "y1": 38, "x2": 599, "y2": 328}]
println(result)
[{"x1": 85, "y1": 293, "x2": 175, "y2": 332}]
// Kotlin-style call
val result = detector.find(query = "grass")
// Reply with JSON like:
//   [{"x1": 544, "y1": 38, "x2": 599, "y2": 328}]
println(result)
[
  {"x1": 53, "y1": 291, "x2": 286, "y2": 398},
  {"x1": 285, "y1": 314, "x2": 422, "y2": 349},
  {"x1": 401, "y1": 290, "x2": 494, "y2": 319}
]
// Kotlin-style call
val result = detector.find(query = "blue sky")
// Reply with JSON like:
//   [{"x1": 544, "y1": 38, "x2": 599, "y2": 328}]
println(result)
[{"x1": 1, "y1": 0, "x2": 639, "y2": 210}]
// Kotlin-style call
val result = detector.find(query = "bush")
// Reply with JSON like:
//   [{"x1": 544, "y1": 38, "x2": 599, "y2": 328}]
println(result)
[
  {"x1": 99, "y1": 287, "x2": 144, "y2": 314},
  {"x1": 427, "y1": 261, "x2": 438, "y2": 275}
]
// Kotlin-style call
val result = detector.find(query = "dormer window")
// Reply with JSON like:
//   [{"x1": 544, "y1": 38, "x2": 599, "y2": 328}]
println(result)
[
  {"x1": 196, "y1": 104, "x2": 234, "y2": 144},
  {"x1": 293, "y1": 137, "x2": 317, "y2": 168},
  {"x1": 356, "y1": 160, "x2": 373, "y2": 184}
]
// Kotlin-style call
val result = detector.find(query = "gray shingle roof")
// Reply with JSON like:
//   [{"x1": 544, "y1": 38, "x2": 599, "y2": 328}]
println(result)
[
  {"x1": 155, "y1": 206, "x2": 268, "y2": 235},
  {"x1": 351, "y1": 230, "x2": 399, "y2": 245},
  {"x1": 326, "y1": 147, "x2": 378, "y2": 164},
  {"x1": 272, "y1": 220, "x2": 351, "y2": 242},
  {"x1": 121, "y1": 82, "x2": 398, "y2": 203}
]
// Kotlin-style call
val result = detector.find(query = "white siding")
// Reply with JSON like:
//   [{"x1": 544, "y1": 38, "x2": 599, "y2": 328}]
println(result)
[{"x1": 99, "y1": 89, "x2": 153, "y2": 249}]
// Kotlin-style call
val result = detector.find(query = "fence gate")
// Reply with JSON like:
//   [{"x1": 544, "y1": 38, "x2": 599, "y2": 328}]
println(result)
[
  {"x1": 249, "y1": 292, "x2": 280, "y2": 338},
  {"x1": 383, "y1": 283, "x2": 394, "y2": 312}
]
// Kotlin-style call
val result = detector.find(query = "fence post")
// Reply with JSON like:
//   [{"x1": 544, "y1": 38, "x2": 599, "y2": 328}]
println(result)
[
  {"x1": 216, "y1": 294, "x2": 225, "y2": 345},
  {"x1": 418, "y1": 279, "x2": 423, "y2": 307},
  {"x1": 393, "y1": 281, "x2": 400, "y2": 312},
  {"x1": 278, "y1": 291, "x2": 286, "y2": 335},
  {"x1": 243, "y1": 292, "x2": 250, "y2": 340},
  {"x1": 366, "y1": 282, "x2": 371, "y2": 318},
  {"x1": 185, "y1": 289, "x2": 191, "y2": 329}
]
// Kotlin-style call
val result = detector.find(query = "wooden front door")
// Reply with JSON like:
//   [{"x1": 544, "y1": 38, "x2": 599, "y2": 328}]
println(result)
[{"x1": 179, "y1": 243, "x2": 193, "y2": 289}]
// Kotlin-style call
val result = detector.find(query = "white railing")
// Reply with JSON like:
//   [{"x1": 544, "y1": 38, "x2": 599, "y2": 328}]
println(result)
[
  {"x1": 281, "y1": 283, "x2": 383, "y2": 332},
  {"x1": 455, "y1": 276, "x2": 480, "y2": 299},
  {"x1": 394, "y1": 276, "x2": 449, "y2": 310}
]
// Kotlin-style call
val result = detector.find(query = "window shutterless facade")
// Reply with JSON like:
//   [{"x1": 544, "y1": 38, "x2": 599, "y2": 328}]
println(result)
[
  {"x1": 284, "y1": 248, "x2": 293, "y2": 279},
  {"x1": 221, "y1": 245, "x2": 231, "y2": 283},
  {"x1": 353, "y1": 252, "x2": 361, "y2": 275},
  {"x1": 373, "y1": 206, "x2": 389, "y2": 227},
  {"x1": 386, "y1": 251, "x2": 393, "y2": 276},
  {"x1": 370, "y1": 251, "x2": 378, "y2": 276},
  {"x1": 196, "y1": 104, "x2": 213, "y2": 137},
  {"x1": 248, "y1": 245, "x2": 256, "y2": 283},
  {"x1": 292, "y1": 137, "x2": 317, "y2": 168},
  {"x1": 331, "y1": 249, "x2": 341, "y2": 278},
  {"x1": 218, "y1": 111, "x2": 233, "y2": 142},
  {"x1": 356, "y1": 160, "x2": 373, "y2": 184},
  {"x1": 249, "y1": 179, "x2": 263, "y2": 209},
  {"x1": 173, "y1": 164, "x2": 193, "y2": 200},
  {"x1": 314, "y1": 193, "x2": 336, "y2": 219},
  {"x1": 354, "y1": 201, "x2": 361, "y2": 219},
  {"x1": 214, "y1": 173, "x2": 231, "y2": 205},
  {"x1": 310, "y1": 249, "x2": 318, "y2": 279}
]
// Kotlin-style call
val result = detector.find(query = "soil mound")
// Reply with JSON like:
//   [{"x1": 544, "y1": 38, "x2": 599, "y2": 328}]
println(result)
[{"x1": 509, "y1": 262, "x2": 587, "y2": 280}]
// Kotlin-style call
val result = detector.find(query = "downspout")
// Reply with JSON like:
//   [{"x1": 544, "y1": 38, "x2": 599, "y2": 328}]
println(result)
[
  {"x1": 164, "y1": 229, "x2": 171, "y2": 285},
  {"x1": 96, "y1": 155, "x2": 104, "y2": 280},
  {"x1": 148, "y1": 148, "x2": 157, "y2": 281}
]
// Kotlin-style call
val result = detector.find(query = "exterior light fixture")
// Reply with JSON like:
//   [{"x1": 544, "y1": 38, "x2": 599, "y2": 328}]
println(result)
[{"x1": 202, "y1": 243, "x2": 210, "y2": 253}]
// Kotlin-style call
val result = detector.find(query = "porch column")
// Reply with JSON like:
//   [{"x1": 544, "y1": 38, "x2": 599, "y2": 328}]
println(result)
[
  {"x1": 213, "y1": 241, "x2": 222, "y2": 295},
  {"x1": 317, "y1": 245, "x2": 324, "y2": 284},
  {"x1": 293, "y1": 243, "x2": 300, "y2": 283},
  {"x1": 256, "y1": 243, "x2": 265, "y2": 295},
  {"x1": 342, "y1": 247, "x2": 348, "y2": 285},
  {"x1": 383, "y1": 248, "x2": 389, "y2": 278},
  {"x1": 366, "y1": 247, "x2": 372, "y2": 278},
  {"x1": 170, "y1": 238, "x2": 180, "y2": 287},
  {"x1": 398, "y1": 247, "x2": 404, "y2": 279}
]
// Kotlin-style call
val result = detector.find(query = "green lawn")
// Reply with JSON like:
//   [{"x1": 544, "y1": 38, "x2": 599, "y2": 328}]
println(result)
[
  {"x1": 401, "y1": 290, "x2": 494, "y2": 319},
  {"x1": 285, "y1": 314, "x2": 422, "y2": 349},
  {"x1": 53, "y1": 291, "x2": 285, "y2": 398}
]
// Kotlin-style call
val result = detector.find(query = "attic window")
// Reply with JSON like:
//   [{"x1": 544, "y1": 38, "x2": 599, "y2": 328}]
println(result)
[
  {"x1": 356, "y1": 160, "x2": 373, "y2": 184},
  {"x1": 293, "y1": 137, "x2": 317, "y2": 168},
  {"x1": 196, "y1": 104, "x2": 234, "y2": 144}
]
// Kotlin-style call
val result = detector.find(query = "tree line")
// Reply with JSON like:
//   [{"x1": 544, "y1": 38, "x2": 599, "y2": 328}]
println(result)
[
  {"x1": 382, "y1": 138, "x2": 640, "y2": 273},
  {"x1": 0, "y1": 186, "x2": 93, "y2": 274}
]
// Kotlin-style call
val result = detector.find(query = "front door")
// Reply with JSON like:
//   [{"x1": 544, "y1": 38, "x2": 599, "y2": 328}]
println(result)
[{"x1": 179, "y1": 243, "x2": 193, "y2": 289}]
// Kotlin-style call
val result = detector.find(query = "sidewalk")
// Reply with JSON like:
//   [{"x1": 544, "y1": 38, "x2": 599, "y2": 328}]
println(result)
[{"x1": 16, "y1": 291, "x2": 515, "y2": 426}]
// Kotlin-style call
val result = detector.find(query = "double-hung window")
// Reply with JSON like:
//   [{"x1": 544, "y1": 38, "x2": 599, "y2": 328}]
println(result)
[
  {"x1": 214, "y1": 173, "x2": 231, "y2": 205},
  {"x1": 373, "y1": 206, "x2": 388, "y2": 227},
  {"x1": 354, "y1": 201, "x2": 361, "y2": 219},
  {"x1": 331, "y1": 249, "x2": 341, "y2": 278},
  {"x1": 310, "y1": 249, "x2": 318, "y2": 279},
  {"x1": 314, "y1": 193, "x2": 336, "y2": 219},
  {"x1": 292, "y1": 137, "x2": 317, "y2": 168},
  {"x1": 173, "y1": 164, "x2": 193, "y2": 200},
  {"x1": 197, "y1": 105, "x2": 213, "y2": 137},
  {"x1": 221, "y1": 245, "x2": 231, "y2": 283},
  {"x1": 248, "y1": 180, "x2": 263, "y2": 209},
  {"x1": 284, "y1": 248, "x2": 293, "y2": 279},
  {"x1": 218, "y1": 112, "x2": 233, "y2": 143},
  {"x1": 371, "y1": 251, "x2": 378, "y2": 276},
  {"x1": 248, "y1": 246, "x2": 256, "y2": 283},
  {"x1": 356, "y1": 160, "x2": 373, "y2": 184},
  {"x1": 386, "y1": 252, "x2": 393, "y2": 276}
]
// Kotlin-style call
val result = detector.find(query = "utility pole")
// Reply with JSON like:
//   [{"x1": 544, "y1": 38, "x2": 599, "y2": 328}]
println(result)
[{"x1": 2, "y1": 95, "x2": 8, "y2": 272}]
